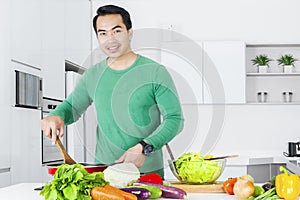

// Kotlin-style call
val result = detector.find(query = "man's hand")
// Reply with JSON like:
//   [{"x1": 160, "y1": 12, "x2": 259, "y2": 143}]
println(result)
[
  {"x1": 116, "y1": 143, "x2": 146, "y2": 168},
  {"x1": 41, "y1": 115, "x2": 65, "y2": 144}
]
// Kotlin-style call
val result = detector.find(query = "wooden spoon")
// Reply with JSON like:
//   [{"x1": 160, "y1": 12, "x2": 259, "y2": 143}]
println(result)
[{"x1": 56, "y1": 137, "x2": 76, "y2": 164}]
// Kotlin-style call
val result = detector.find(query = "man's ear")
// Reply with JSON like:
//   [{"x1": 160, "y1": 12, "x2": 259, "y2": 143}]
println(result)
[{"x1": 128, "y1": 28, "x2": 133, "y2": 40}]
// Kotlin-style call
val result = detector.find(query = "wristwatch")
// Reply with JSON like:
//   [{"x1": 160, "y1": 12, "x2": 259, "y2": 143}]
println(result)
[{"x1": 139, "y1": 140, "x2": 154, "y2": 156}]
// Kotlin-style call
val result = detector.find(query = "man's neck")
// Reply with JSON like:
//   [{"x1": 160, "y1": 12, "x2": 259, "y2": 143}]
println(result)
[{"x1": 107, "y1": 51, "x2": 138, "y2": 70}]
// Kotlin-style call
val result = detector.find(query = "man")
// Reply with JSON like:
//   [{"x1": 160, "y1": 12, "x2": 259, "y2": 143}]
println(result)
[{"x1": 41, "y1": 4, "x2": 184, "y2": 177}]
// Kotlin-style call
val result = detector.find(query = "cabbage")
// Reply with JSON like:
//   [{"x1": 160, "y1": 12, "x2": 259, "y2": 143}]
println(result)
[
  {"x1": 103, "y1": 163, "x2": 140, "y2": 188},
  {"x1": 175, "y1": 152, "x2": 222, "y2": 184}
]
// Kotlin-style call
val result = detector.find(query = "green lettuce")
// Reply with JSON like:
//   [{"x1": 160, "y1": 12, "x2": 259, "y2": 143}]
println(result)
[
  {"x1": 175, "y1": 152, "x2": 222, "y2": 184},
  {"x1": 40, "y1": 164, "x2": 108, "y2": 200}
]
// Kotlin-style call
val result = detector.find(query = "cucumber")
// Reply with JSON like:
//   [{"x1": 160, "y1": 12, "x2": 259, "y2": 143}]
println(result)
[
  {"x1": 120, "y1": 187, "x2": 151, "y2": 200},
  {"x1": 133, "y1": 181, "x2": 187, "y2": 199},
  {"x1": 130, "y1": 185, "x2": 162, "y2": 199}
]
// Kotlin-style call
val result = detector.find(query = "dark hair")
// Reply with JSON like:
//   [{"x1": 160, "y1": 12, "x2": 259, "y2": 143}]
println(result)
[{"x1": 92, "y1": 5, "x2": 132, "y2": 35}]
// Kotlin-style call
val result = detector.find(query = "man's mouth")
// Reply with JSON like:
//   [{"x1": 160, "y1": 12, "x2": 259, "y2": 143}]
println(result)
[{"x1": 107, "y1": 44, "x2": 120, "y2": 53}]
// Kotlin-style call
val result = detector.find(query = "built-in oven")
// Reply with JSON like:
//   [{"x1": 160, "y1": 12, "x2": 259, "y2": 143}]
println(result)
[{"x1": 41, "y1": 97, "x2": 67, "y2": 164}]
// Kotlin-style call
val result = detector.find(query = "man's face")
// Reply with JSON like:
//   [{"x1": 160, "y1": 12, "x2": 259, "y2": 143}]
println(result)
[{"x1": 96, "y1": 14, "x2": 133, "y2": 58}]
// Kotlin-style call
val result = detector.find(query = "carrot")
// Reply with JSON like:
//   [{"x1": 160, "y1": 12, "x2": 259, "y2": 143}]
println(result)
[
  {"x1": 104, "y1": 185, "x2": 138, "y2": 200},
  {"x1": 90, "y1": 186, "x2": 125, "y2": 200}
]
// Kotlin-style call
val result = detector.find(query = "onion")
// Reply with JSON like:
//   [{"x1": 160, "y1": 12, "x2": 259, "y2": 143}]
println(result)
[{"x1": 233, "y1": 178, "x2": 255, "y2": 199}]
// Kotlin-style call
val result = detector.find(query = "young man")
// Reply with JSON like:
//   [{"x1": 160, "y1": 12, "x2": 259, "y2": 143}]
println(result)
[{"x1": 41, "y1": 5, "x2": 184, "y2": 177}]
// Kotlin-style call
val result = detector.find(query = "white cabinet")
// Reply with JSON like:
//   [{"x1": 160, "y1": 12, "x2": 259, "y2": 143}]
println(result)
[
  {"x1": 10, "y1": 107, "x2": 44, "y2": 184},
  {"x1": 65, "y1": 0, "x2": 92, "y2": 68},
  {"x1": 203, "y1": 41, "x2": 246, "y2": 104},
  {"x1": 0, "y1": 0, "x2": 12, "y2": 187},
  {"x1": 11, "y1": 0, "x2": 42, "y2": 68},
  {"x1": 40, "y1": 0, "x2": 65, "y2": 99},
  {"x1": 161, "y1": 42, "x2": 204, "y2": 104}
]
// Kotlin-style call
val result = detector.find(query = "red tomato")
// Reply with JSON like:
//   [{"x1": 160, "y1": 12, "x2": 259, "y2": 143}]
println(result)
[
  {"x1": 139, "y1": 173, "x2": 163, "y2": 184},
  {"x1": 223, "y1": 177, "x2": 238, "y2": 195}
]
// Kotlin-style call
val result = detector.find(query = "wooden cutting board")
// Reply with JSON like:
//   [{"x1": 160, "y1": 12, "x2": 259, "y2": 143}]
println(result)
[{"x1": 171, "y1": 182, "x2": 225, "y2": 193}]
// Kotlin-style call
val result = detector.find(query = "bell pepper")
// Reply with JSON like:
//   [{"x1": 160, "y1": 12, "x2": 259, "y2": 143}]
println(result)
[
  {"x1": 275, "y1": 166, "x2": 300, "y2": 200},
  {"x1": 139, "y1": 173, "x2": 163, "y2": 184}
]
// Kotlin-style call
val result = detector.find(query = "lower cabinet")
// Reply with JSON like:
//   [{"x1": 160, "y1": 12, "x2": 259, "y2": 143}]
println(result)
[
  {"x1": 10, "y1": 107, "x2": 44, "y2": 184},
  {"x1": 0, "y1": 171, "x2": 11, "y2": 188},
  {"x1": 247, "y1": 163, "x2": 286, "y2": 183}
]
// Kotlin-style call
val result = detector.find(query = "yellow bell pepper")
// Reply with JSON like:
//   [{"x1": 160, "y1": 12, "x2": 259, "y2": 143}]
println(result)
[{"x1": 275, "y1": 166, "x2": 300, "y2": 200}]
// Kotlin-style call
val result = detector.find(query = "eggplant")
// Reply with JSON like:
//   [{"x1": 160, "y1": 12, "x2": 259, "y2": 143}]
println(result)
[
  {"x1": 133, "y1": 181, "x2": 187, "y2": 199},
  {"x1": 120, "y1": 187, "x2": 151, "y2": 200}
]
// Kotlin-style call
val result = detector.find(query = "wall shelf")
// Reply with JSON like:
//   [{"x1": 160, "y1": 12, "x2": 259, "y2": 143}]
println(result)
[{"x1": 247, "y1": 72, "x2": 300, "y2": 77}]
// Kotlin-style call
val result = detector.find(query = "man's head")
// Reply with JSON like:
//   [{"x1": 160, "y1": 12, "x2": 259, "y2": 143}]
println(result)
[
  {"x1": 93, "y1": 5, "x2": 133, "y2": 58},
  {"x1": 93, "y1": 5, "x2": 132, "y2": 35}
]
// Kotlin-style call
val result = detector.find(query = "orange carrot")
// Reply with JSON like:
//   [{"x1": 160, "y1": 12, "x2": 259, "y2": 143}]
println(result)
[
  {"x1": 90, "y1": 186, "x2": 125, "y2": 200},
  {"x1": 104, "y1": 185, "x2": 138, "y2": 200}
]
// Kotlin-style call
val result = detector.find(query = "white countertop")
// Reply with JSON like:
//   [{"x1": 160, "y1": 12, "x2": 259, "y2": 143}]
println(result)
[{"x1": 0, "y1": 183, "x2": 238, "y2": 200}]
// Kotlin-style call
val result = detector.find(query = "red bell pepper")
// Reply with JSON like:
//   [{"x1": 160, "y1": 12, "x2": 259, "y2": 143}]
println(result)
[{"x1": 139, "y1": 173, "x2": 163, "y2": 184}]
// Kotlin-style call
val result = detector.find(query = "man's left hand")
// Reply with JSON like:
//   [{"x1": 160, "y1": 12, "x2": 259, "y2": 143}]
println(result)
[{"x1": 116, "y1": 143, "x2": 146, "y2": 168}]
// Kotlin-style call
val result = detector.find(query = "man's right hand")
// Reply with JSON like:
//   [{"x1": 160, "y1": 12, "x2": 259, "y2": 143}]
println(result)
[{"x1": 41, "y1": 116, "x2": 65, "y2": 145}]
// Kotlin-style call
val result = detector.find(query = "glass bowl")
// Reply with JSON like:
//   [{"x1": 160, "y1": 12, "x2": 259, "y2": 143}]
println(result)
[{"x1": 169, "y1": 159, "x2": 226, "y2": 184}]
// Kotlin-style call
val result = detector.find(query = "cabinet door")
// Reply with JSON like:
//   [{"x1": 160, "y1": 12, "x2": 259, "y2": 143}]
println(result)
[
  {"x1": 65, "y1": 0, "x2": 92, "y2": 67},
  {"x1": 0, "y1": 0, "x2": 11, "y2": 172},
  {"x1": 41, "y1": 0, "x2": 65, "y2": 99},
  {"x1": 203, "y1": 41, "x2": 246, "y2": 104},
  {"x1": 161, "y1": 42, "x2": 204, "y2": 104},
  {"x1": 10, "y1": 108, "x2": 44, "y2": 184},
  {"x1": 11, "y1": 0, "x2": 42, "y2": 67}
]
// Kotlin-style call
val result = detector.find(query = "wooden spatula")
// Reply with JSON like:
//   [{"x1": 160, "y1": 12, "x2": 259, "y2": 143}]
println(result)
[{"x1": 56, "y1": 137, "x2": 76, "y2": 164}]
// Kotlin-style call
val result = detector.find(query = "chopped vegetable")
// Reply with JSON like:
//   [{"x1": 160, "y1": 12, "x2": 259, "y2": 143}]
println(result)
[
  {"x1": 139, "y1": 173, "x2": 163, "y2": 184},
  {"x1": 103, "y1": 163, "x2": 140, "y2": 188},
  {"x1": 275, "y1": 166, "x2": 300, "y2": 200},
  {"x1": 175, "y1": 152, "x2": 222, "y2": 183},
  {"x1": 40, "y1": 164, "x2": 108, "y2": 200}
]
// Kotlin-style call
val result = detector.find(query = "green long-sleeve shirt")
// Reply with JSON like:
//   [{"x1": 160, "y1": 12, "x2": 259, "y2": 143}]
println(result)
[{"x1": 50, "y1": 55, "x2": 184, "y2": 176}]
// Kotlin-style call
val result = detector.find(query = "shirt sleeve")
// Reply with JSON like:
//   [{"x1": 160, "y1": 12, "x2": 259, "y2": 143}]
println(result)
[
  {"x1": 145, "y1": 65, "x2": 184, "y2": 150},
  {"x1": 48, "y1": 71, "x2": 93, "y2": 125}
]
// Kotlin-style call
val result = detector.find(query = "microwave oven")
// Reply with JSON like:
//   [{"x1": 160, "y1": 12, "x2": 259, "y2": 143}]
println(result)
[{"x1": 15, "y1": 70, "x2": 43, "y2": 109}]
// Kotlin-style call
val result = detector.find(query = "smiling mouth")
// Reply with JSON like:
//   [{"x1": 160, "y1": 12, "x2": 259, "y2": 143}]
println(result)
[{"x1": 107, "y1": 44, "x2": 120, "y2": 53}]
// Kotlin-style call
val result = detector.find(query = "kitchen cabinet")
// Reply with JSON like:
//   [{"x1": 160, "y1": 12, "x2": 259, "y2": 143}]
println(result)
[
  {"x1": 65, "y1": 0, "x2": 92, "y2": 68},
  {"x1": 0, "y1": 0, "x2": 12, "y2": 188},
  {"x1": 11, "y1": 0, "x2": 42, "y2": 68},
  {"x1": 40, "y1": 0, "x2": 65, "y2": 100},
  {"x1": 203, "y1": 41, "x2": 246, "y2": 104},
  {"x1": 10, "y1": 107, "x2": 44, "y2": 184},
  {"x1": 161, "y1": 41, "x2": 204, "y2": 104},
  {"x1": 246, "y1": 44, "x2": 300, "y2": 104}
]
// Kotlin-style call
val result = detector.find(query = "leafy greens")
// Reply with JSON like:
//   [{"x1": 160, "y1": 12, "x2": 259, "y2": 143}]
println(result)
[
  {"x1": 40, "y1": 164, "x2": 108, "y2": 200},
  {"x1": 175, "y1": 152, "x2": 223, "y2": 183}
]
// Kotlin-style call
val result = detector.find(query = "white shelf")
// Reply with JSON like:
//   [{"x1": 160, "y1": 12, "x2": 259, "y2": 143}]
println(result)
[
  {"x1": 246, "y1": 102, "x2": 300, "y2": 105},
  {"x1": 247, "y1": 72, "x2": 300, "y2": 77}
]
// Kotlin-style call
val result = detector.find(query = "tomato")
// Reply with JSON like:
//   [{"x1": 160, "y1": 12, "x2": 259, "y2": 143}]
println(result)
[{"x1": 223, "y1": 177, "x2": 238, "y2": 195}]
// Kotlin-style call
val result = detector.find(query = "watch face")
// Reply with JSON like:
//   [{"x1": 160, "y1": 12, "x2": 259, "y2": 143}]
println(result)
[{"x1": 143, "y1": 144, "x2": 154, "y2": 156}]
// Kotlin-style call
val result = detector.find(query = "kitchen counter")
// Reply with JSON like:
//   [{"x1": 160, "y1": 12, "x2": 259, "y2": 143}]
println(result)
[{"x1": 0, "y1": 183, "x2": 237, "y2": 200}]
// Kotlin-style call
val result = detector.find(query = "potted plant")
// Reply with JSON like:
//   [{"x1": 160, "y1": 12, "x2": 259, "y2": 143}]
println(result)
[
  {"x1": 251, "y1": 54, "x2": 272, "y2": 73},
  {"x1": 277, "y1": 54, "x2": 297, "y2": 73}
]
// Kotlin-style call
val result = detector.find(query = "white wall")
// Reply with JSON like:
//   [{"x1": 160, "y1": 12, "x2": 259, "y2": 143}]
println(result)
[{"x1": 92, "y1": 0, "x2": 300, "y2": 44}]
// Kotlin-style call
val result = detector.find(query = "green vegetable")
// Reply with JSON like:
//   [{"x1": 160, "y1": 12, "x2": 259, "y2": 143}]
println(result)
[
  {"x1": 175, "y1": 152, "x2": 222, "y2": 184},
  {"x1": 253, "y1": 186, "x2": 264, "y2": 197},
  {"x1": 244, "y1": 187, "x2": 278, "y2": 200},
  {"x1": 40, "y1": 164, "x2": 108, "y2": 200}
]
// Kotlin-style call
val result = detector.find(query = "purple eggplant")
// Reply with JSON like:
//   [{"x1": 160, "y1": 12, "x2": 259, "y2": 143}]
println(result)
[
  {"x1": 133, "y1": 181, "x2": 187, "y2": 199},
  {"x1": 120, "y1": 187, "x2": 151, "y2": 200}
]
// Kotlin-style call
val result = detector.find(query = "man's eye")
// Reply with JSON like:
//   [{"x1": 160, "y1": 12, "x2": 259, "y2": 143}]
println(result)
[
  {"x1": 98, "y1": 32, "x2": 106, "y2": 36},
  {"x1": 114, "y1": 29, "x2": 122, "y2": 34}
]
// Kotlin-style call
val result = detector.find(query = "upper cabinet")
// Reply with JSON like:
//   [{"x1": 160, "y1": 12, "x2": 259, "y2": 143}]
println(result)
[
  {"x1": 203, "y1": 41, "x2": 246, "y2": 104},
  {"x1": 40, "y1": 0, "x2": 65, "y2": 100},
  {"x1": 161, "y1": 42, "x2": 204, "y2": 104},
  {"x1": 246, "y1": 44, "x2": 300, "y2": 104},
  {"x1": 65, "y1": 0, "x2": 92, "y2": 68}
]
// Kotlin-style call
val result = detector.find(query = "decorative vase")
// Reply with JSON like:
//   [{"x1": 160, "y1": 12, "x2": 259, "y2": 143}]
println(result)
[
  {"x1": 258, "y1": 65, "x2": 268, "y2": 73},
  {"x1": 283, "y1": 65, "x2": 294, "y2": 73}
]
